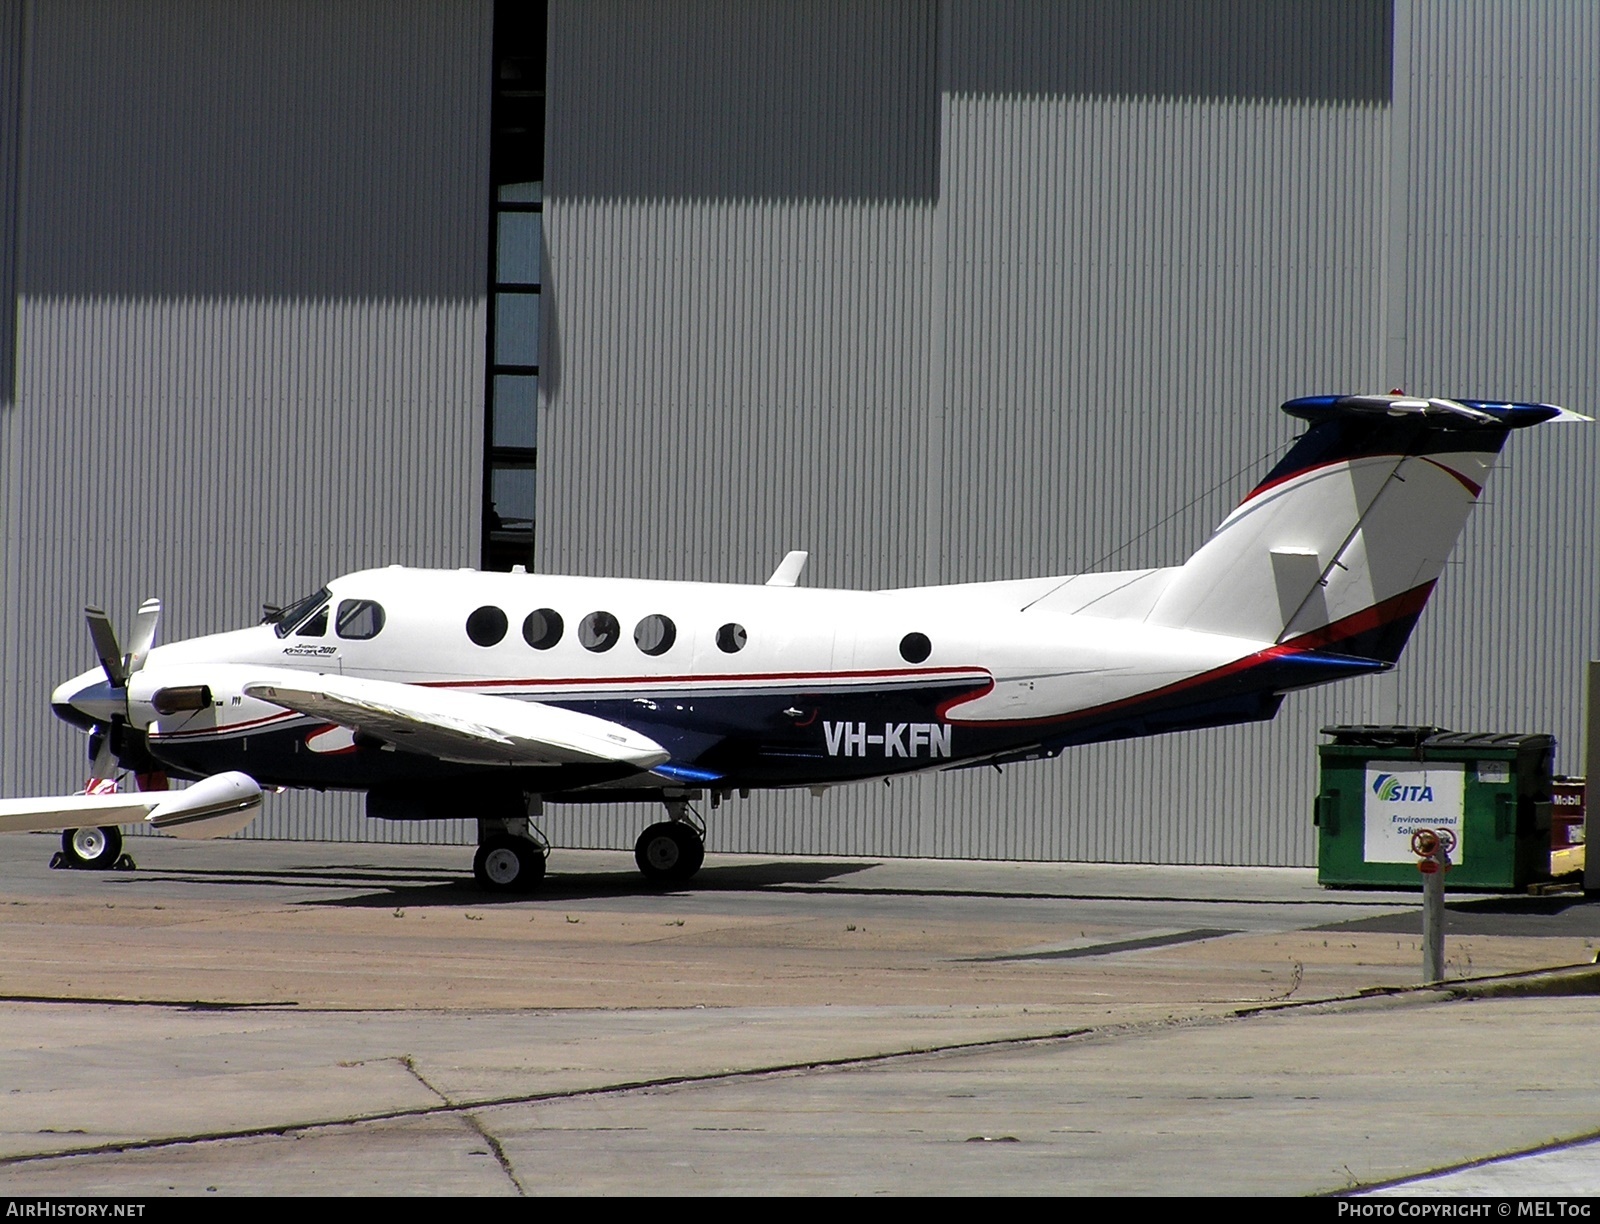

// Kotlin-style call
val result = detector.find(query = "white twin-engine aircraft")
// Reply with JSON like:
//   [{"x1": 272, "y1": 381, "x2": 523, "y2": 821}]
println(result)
[{"x1": 1, "y1": 394, "x2": 1586, "y2": 890}]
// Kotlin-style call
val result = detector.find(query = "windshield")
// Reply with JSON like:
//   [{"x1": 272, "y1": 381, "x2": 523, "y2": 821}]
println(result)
[{"x1": 268, "y1": 587, "x2": 331, "y2": 638}]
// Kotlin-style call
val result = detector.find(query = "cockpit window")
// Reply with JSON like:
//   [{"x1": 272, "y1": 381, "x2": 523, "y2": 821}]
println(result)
[
  {"x1": 270, "y1": 587, "x2": 331, "y2": 638},
  {"x1": 335, "y1": 599, "x2": 386, "y2": 640},
  {"x1": 296, "y1": 607, "x2": 329, "y2": 637}
]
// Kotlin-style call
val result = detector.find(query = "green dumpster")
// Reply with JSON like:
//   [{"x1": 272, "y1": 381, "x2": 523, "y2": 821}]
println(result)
[{"x1": 1315, "y1": 725, "x2": 1555, "y2": 890}]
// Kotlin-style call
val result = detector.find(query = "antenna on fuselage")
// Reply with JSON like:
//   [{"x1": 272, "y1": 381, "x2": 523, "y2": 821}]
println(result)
[{"x1": 765, "y1": 551, "x2": 809, "y2": 588}]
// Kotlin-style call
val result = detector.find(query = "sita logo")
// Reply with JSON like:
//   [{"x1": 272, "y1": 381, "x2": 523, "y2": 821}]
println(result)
[{"x1": 1372, "y1": 772, "x2": 1436, "y2": 803}]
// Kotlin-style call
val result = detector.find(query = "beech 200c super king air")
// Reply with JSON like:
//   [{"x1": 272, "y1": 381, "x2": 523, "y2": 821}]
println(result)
[{"x1": 1, "y1": 394, "x2": 1586, "y2": 890}]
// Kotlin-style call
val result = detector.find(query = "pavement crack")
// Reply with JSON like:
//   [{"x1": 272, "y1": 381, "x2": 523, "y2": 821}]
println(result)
[
  {"x1": 0, "y1": 1023, "x2": 1118, "y2": 1170},
  {"x1": 461, "y1": 1112, "x2": 526, "y2": 1196},
  {"x1": 0, "y1": 985, "x2": 1533, "y2": 1174},
  {"x1": 398, "y1": 1054, "x2": 451, "y2": 1107},
  {"x1": 390, "y1": 1054, "x2": 527, "y2": 1196}
]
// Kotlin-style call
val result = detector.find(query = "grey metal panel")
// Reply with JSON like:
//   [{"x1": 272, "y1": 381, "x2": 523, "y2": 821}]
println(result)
[
  {"x1": 0, "y1": 0, "x2": 492, "y2": 845},
  {"x1": 21, "y1": 0, "x2": 487, "y2": 300},
  {"x1": 1388, "y1": 0, "x2": 1600, "y2": 815},
  {"x1": 547, "y1": 0, "x2": 939, "y2": 201},
  {"x1": 0, "y1": 0, "x2": 20, "y2": 406},
  {"x1": 537, "y1": 2, "x2": 1401, "y2": 857},
  {"x1": 538, "y1": 200, "x2": 941, "y2": 591},
  {"x1": 6, "y1": 0, "x2": 1592, "y2": 867},
  {"x1": 538, "y1": 1, "x2": 1597, "y2": 866},
  {"x1": 943, "y1": 0, "x2": 1392, "y2": 104}
]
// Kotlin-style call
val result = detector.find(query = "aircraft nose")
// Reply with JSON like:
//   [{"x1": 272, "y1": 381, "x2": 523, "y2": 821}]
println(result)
[{"x1": 50, "y1": 668, "x2": 122, "y2": 729}]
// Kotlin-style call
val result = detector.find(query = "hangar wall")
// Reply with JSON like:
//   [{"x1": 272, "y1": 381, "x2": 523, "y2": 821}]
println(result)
[
  {"x1": 536, "y1": 0, "x2": 1600, "y2": 864},
  {"x1": 0, "y1": 0, "x2": 492, "y2": 841},
  {"x1": 1, "y1": 1, "x2": 1594, "y2": 866}
]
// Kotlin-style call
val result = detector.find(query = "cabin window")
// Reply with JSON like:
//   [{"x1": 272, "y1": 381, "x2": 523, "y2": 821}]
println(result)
[
  {"x1": 634, "y1": 614, "x2": 676, "y2": 656},
  {"x1": 335, "y1": 599, "x2": 386, "y2": 640},
  {"x1": 466, "y1": 605, "x2": 509, "y2": 647},
  {"x1": 899, "y1": 632, "x2": 931, "y2": 664},
  {"x1": 579, "y1": 611, "x2": 620, "y2": 652},
  {"x1": 523, "y1": 608, "x2": 563, "y2": 650},
  {"x1": 716, "y1": 622, "x2": 747, "y2": 653}
]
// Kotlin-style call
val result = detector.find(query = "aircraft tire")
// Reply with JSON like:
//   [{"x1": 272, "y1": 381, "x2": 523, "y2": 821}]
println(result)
[
  {"x1": 60, "y1": 826, "x2": 122, "y2": 871},
  {"x1": 635, "y1": 822, "x2": 704, "y2": 884},
  {"x1": 473, "y1": 836, "x2": 547, "y2": 893}
]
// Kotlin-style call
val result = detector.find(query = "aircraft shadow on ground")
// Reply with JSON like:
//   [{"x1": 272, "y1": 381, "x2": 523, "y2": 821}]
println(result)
[
  {"x1": 312, "y1": 858, "x2": 881, "y2": 908},
  {"x1": 109, "y1": 857, "x2": 880, "y2": 908}
]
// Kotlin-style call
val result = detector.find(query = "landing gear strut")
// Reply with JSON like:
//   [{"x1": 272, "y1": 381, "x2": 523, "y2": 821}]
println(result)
[
  {"x1": 634, "y1": 796, "x2": 705, "y2": 885},
  {"x1": 472, "y1": 796, "x2": 548, "y2": 893}
]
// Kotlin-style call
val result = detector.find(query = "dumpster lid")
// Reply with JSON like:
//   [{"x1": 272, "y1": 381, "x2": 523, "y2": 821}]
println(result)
[
  {"x1": 1422, "y1": 731, "x2": 1554, "y2": 751},
  {"x1": 1320, "y1": 724, "x2": 1442, "y2": 747}
]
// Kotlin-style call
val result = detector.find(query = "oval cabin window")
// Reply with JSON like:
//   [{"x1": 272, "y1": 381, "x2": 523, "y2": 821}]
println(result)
[
  {"x1": 899, "y1": 632, "x2": 931, "y2": 664},
  {"x1": 634, "y1": 614, "x2": 677, "y2": 657},
  {"x1": 523, "y1": 608, "x2": 563, "y2": 650},
  {"x1": 466, "y1": 605, "x2": 509, "y2": 647},
  {"x1": 579, "y1": 611, "x2": 621, "y2": 652}
]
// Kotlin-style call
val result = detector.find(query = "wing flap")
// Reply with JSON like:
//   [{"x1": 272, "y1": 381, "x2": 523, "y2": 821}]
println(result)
[{"x1": 241, "y1": 673, "x2": 668, "y2": 768}]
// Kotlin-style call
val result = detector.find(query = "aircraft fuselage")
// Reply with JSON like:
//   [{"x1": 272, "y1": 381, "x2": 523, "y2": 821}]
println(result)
[{"x1": 52, "y1": 564, "x2": 1377, "y2": 803}]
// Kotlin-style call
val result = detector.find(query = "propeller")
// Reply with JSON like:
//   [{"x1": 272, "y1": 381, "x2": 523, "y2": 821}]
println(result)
[{"x1": 81, "y1": 598, "x2": 162, "y2": 783}]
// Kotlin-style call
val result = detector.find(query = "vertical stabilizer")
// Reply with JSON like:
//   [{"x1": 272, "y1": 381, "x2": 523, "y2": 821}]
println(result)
[{"x1": 1145, "y1": 396, "x2": 1578, "y2": 662}]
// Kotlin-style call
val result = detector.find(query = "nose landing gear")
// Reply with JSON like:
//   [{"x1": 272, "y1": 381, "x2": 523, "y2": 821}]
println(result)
[{"x1": 53, "y1": 825, "x2": 128, "y2": 871}]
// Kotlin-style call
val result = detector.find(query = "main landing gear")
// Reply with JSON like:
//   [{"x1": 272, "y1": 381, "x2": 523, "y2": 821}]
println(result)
[
  {"x1": 472, "y1": 798, "x2": 549, "y2": 893},
  {"x1": 468, "y1": 793, "x2": 709, "y2": 892},
  {"x1": 634, "y1": 796, "x2": 705, "y2": 886}
]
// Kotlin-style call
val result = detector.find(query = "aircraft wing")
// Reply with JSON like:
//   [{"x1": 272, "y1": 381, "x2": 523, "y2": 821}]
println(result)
[
  {"x1": 0, "y1": 791, "x2": 163, "y2": 835},
  {"x1": 0, "y1": 772, "x2": 262, "y2": 839},
  {"x1": 241, "y1": 673, "x2": 670, "y2": 769}
]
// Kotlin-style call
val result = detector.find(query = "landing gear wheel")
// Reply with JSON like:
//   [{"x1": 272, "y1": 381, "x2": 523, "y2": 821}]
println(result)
[
  {"x1": 472, "y1": 836, "x2": 547, "y2": 893},
  {"x1": 634, "y1": 821, "x2": 705, "y2": 884},
  {"x1": 60, "y1": 826, "x2": 122, "y2": 871}
]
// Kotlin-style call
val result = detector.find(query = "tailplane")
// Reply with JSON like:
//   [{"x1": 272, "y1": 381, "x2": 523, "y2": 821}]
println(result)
[{"x1": 1145, "y1": 395, "x2": 1585, "y2": 662}]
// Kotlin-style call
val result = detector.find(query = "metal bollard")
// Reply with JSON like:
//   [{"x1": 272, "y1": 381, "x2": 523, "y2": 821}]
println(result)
[{"x1": 1412, "y1": 827, "x2": 1456, "y2": 983}]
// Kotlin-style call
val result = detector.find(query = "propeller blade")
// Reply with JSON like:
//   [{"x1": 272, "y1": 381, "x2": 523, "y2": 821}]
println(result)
[
  {"x1": 84, "y1": 606, "x2": 128, "y2": 688},
  {"x1": 89, "y1": 728, "x2": 115, "y2": 781},
  {"x1": 125, "y1": 597, "x2": 162, "y2": 675}
]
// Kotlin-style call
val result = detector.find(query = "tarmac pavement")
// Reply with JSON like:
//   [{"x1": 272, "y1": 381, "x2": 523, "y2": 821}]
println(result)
[{"x1": 0, "y1": 833, "x2": 1597, "y2": 1196}]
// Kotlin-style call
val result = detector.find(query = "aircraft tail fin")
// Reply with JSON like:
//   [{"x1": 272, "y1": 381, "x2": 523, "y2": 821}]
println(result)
[{"x1": 1144, "y1": 395, "x2": 1585, "y2": 662}]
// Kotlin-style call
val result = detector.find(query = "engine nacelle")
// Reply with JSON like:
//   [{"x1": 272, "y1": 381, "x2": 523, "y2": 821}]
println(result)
[{"x1": 146, "y1": 771, "x2": 263, "y2": 840}]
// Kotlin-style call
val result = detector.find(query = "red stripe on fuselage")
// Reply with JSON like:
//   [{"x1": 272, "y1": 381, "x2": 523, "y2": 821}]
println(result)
[
  {"x1": 944, "y1": 582, "x2": 1434, "y2": 729},
  {"x1": 421, "y1": 666, "x2": 992, "y2": 692},
  {"x1": 1277, "y1": 582, "x2": 1435, "y2": 653},
  {"x1": 150, "y1": 709, "x2": 299, "y2": 740}
]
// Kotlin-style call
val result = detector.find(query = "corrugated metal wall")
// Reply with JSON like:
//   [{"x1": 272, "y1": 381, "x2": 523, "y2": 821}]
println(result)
[
  {"x1": 3, "y1": 1, "x2": 1594, "y2": 865},
  {"x1": 0, "y1": 0, "x2": 492, "y2": 841},
  {"x1": 1388, "y1": 0, "x2": 1600, "y2": 803},
  {"x1": 0, "y1": 0, "x2": 21, "y2": 408},
  {"x1": 537, "y1": 0, "x2": 1600, "y2": 865}
]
